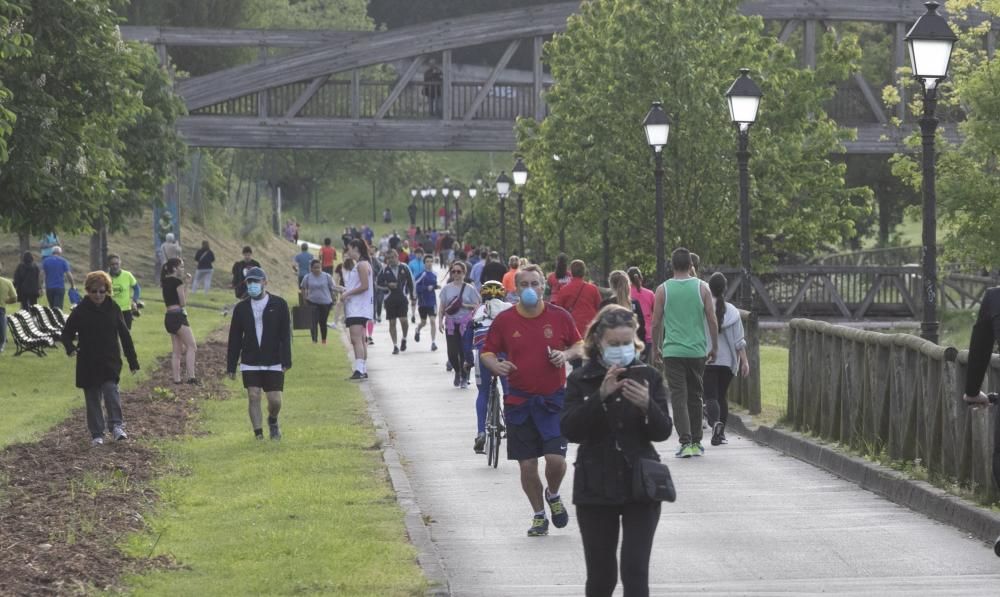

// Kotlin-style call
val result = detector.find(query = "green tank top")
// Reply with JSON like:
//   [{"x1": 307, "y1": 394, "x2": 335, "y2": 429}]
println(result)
[{"x1": 660, "y1": 278, "x2": 707, "y2": 358}]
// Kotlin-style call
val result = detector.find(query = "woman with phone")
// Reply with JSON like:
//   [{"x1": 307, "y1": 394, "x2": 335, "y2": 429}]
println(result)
[{"x1": 561, "y1": 305, "x2": 672, "y2": 597}]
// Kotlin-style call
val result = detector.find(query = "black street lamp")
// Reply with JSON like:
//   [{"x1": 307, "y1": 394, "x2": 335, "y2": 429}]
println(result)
[
  {"x1": 441, "y1": 176, "x2": 451, "y2": 229},
  {"x1": 495, "y1": 171, "x2": 512, "y2": 257},
  {"x1": 725, "y1": 68, "x2": 762, "y2": 311},
  {"x1": 512, "y1": 157, "x2": 528, "y2": 256},
  {"x1": 467, "y1": 183, "x2": 478, "y2": 227},
  {"x1": 906, "y1": 1, "x2": 957, "y2": 344},
  {"x1": 643, "y1": 101, "x2": 670, "y2": 284},
  {"x1": 429, "y1": 186, "x2": 439, "y2": 230},
  {"x1": 419, "y1": 187, "x2": 428, "y2": 230},
  {"x1": 452, "y1": 187, "x2": 462, "y2": 241},
  {"x1": 409, "y1": 187, "x2": 419, "y2": 228}
]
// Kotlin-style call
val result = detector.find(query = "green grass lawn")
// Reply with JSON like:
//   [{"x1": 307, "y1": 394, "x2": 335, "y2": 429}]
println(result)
[
  {"x1": 122, "y1": 329, "x2": 427, "y2": 597},
  {"x1": 755, "y1": 345, "x2": 789, "y2": 426},
  {"x1": 0, "y1": 291, "x2": 232, "y2": 449}
]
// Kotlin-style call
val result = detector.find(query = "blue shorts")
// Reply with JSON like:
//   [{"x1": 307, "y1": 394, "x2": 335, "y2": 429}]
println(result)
[{"x1": 506, "y1": 417, "x2": 567, "y2": 461}]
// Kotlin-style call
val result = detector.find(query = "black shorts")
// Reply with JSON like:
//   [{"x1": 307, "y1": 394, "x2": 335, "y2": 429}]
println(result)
[
  {"x1": 506, "y1": 419, "x2": 567, "y2": 461},
  {"x1": 242, "y1": 370, "x2": 285, "y2": 392},
  {"x1": 418, "y1": 306, "x2": 436, "y2": 319},
  {"x1": 345, "y1": 316, "x2": 370, "y2": 328},
  {"x1": 164, "y1": 311, "x2": 189, "y2": 335},
  {"x1": 322, "y1": 266, "x2": 334, "y2": 275},
  {"x1": 384, "y1": 298, "x2": 408, "y2": 320}
]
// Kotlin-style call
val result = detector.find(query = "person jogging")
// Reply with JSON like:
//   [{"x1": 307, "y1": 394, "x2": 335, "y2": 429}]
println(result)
[
  {"x1": 650, "y1": 247, "x2": 719, "y2": 458},
  {"x1": 107, "y1": 255, "x2": 141, "y2": 330},
  {"x1": 320, "y1": 238, "x2": 337, "y2": 275},
  {"x1": 226, "y1": 266, "x2": 292, "y2": 440},
  {"x1": 413, "y1": 254, "x2": 439, "y2": 351},
  {"x1": 342, "y1": 239, "x2": 374, "y2": 380},
  {"x1": 471, "y1": 280, "x2": 512, "y2": 453},
  {"x1": 376, "y1": 249, "x2": 415, "y2": 354},
  {"x1": 480, "y1": 265, "x2": 584, "y2": 537}
]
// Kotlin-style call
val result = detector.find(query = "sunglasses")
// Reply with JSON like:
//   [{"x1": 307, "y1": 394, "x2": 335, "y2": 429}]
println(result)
[
  {"x1": 450, "y1": 270, "x2": 463, "y2": 274},
  {"x1": 87, "y1": 288, "x2": 108, "y2": 294}
]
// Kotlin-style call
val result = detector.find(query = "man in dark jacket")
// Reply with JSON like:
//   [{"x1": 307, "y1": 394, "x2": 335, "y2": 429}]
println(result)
[
  {"x1": 61, "y1": 271, "x2": 140, "y2": 446},
  {"x1": 480, "y1": 251, "x2": 507, "y2": 285},
  {"x1": 226, "y1": 267, "x2": 292, "y2": 441}
]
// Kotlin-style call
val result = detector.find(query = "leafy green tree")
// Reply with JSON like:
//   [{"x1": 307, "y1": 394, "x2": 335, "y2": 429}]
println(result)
[
  {"x1": 0, "y1": 0, "x2": 180, "y2": 238},
  {"x1": 515, "y1": 0, "x2": 871, "y2": 278},
  {"x1": 0, "y1": 0, "x2": 31, "y2": 162}
]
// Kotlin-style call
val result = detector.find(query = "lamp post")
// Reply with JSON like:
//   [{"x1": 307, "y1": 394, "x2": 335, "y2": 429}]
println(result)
[
  {"x1": 410, "y1": 187, "x2": 418, "y2": 228},
  {"x1": 452, "y1": 187, "x2": 462, "y2": 241},
  {"x1": 725, "y1": 68, "x2": 763, "y2": 311},
  {"x1": 495, "y1": 171, "x2": 512, "y2": 257},
  {"x1": 468, "y1": 183, "x2": 478, "y2": 225},
  {"x1": 906, "y1": 1, "x2": 956, "y2": 344},
  {"x1": 643, "y1": 101, "x2": 670, "y2": 284},
  {"x1": 441, "y1": 177, "x2": 451, "y2": 229},
  {"x1": 512, "y1": 157, "x2": 528, "y2": 256},
  {"x1": 430, "y1": 186, "x2": 438, "y2": 230}
]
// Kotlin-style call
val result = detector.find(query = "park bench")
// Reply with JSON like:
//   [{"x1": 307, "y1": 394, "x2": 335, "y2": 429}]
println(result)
[
  {"x1": 6, "y1": 310, "x2": 56, "y2": 357},
  {"x1": 29, "y1": 304, "x2": 64, "y2": 339}
]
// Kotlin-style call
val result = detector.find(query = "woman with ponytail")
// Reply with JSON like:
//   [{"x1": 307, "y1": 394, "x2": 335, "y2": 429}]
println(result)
[
  {"x1": 704, "y1": 272, "x2": 750, "y2": 446},
  {"x1": 600, "y1": 270, "x2": 646, "y2": 349}
]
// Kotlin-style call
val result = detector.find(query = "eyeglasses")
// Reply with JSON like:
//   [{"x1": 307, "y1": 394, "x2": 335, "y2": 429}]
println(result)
[{"x1": 450, "y1": 270, "x2": 463, "y2": 274}]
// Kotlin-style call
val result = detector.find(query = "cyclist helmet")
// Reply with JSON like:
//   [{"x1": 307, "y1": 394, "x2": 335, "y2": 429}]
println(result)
[{"x1": 480, "y1": 280, "x2": 506, "y2": 301}]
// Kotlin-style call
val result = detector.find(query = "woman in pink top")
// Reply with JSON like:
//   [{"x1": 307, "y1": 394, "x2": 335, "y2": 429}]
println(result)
[{"x1": 628, "y1": 267, "x2": 655, "y2": 346}]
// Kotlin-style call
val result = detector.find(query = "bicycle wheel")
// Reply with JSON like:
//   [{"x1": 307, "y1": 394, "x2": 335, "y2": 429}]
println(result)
[{"x1": 487, "y1": 381, "x2": 502, "y2": 468}]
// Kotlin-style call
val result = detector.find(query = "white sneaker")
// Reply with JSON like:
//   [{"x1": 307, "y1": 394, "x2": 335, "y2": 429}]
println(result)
[
  {"x1": 113, "y1": 426, "x2": 128, "y2": 441},
  {"x1": 91, "y1": 437, "x2": 104, "y2": 447}
]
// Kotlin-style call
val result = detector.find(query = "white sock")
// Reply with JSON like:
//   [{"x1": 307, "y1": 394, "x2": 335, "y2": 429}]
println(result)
[
  {"x1": 546, "y1": 488, "x2": 559, "y2": 501},
  {"x1": 360, "y1": 360, "x2": 367, "y2": 374},
  {"x1": 534, "y1": 509, "x2": 546, "y2": 518},
  {"x1": 354, "y1": 359, "x2": 363, "y2": 372}
]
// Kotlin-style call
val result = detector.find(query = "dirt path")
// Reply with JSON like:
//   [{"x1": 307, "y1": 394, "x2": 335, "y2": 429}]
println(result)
[{"x1": 0, "y1": 339, "x2": 231, "y2": 596}]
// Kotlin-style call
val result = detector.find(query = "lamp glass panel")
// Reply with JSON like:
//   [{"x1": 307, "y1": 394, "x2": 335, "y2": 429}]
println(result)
[
  {"x1": 728, "y1": 95, "x2": 760, "y2": 124},
  {"x1": 909, "y1": 38, "x2": 953, "y2": 79}
]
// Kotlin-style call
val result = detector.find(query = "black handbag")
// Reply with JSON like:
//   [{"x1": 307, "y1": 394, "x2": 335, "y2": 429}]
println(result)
[{"x1": 631, "y1": 457, "x2": 676, "y2": 503}]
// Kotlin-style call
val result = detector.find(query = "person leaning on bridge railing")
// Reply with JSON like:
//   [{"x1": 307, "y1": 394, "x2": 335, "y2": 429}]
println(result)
[{"x1": 963, "y1": 287, "x2": 1000, "y2": 406}]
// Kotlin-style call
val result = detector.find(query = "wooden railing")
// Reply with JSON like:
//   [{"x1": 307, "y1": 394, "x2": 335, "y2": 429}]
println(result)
[
  {"x1": 788, "y1": 318, "x2": 997, "y2": 502},
  {"x1": 191, "y1": 79, "x2": 546, "y2": 121},
  {"x1": 712, "y1": 266, "x2": 995, "y2": 319}
]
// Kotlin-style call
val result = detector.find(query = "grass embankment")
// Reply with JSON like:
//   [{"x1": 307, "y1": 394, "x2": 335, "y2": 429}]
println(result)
[
  {"x1": 123, "y1": 329, "x2": 427, "y2": 597},
  {"x1": 756, "y1": 345, "x2": 789, "y2": 426},
  {"x1": 0, "y1": 291, "x2": 231, "y2": 449}
]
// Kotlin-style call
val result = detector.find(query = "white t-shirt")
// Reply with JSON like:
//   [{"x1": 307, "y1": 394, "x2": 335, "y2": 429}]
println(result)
[{"x1": 240, "y1": 293, "x2": 283, "y2": 372}]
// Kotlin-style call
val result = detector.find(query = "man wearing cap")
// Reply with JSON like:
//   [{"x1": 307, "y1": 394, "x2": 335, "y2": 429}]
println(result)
[{"x1": 226, "y1": 267, "x2": 293, "y2": 441}]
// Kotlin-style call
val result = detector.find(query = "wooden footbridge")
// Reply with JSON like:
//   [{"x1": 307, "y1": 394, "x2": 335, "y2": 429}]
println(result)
[{"x1": 120, "y1": 0, "x2": 984, "y2": 153}]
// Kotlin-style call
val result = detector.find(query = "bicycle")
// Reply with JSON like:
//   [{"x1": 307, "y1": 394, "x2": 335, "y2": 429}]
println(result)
[{"x1": 485, "y1": 374, "x2": 506, "y2": 468}]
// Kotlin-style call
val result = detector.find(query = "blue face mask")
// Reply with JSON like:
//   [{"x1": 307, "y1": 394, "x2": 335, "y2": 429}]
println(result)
[
  {"x1": 519, "y1": 287, "x2": 539, "y2": 307},
  {"x1": 602, "y1": 344, "x2": 636, "y2": 367},
  {"x1": 247, "y1": 282, "x2": 263, "y2": 298}
]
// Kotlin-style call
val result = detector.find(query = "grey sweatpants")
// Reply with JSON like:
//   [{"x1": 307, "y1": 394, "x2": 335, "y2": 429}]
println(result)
[
  {"x1": 84, "y1": 381, "x2": 124, "y2": 439},
  {"x1": 663, "y1": 357, "x2": 705, "y2": 445}
]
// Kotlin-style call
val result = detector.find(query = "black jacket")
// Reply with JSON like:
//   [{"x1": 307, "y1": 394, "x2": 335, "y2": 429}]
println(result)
[
  {"x1": 226, "y1": 293, "x2": 292, "y2": 373},
  {"x1": 13, "y1": 263, "x2": 40, "y2": 299},
  {"x1": 966, "y1": 286, "x2": 1000, "y2": 395},
  {"x1": 61, "y1": 297, "x2": 139, "y2": 388},
  {"x1": 561, "y1": 359, "x2": 672, "y2": 505},
  {"x1": 376, "y1": 263, "x2": 414, "y2": 303},
  {"x1": 480, "y1": 261, "x2": 507, "y2": 285}
]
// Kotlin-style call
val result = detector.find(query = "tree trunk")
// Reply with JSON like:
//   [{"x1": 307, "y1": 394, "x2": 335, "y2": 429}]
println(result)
[{"x1": 18, "y1": 231, "x2": 29, "y2": 253}]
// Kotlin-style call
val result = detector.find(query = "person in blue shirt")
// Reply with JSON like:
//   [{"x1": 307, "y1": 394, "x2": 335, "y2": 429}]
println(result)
[
  {"x1": 40, "y1": 232, "x2": 60, "y2": 259},
  {"x1": 412, "y1": 254, "x2": 439, "y2": 351},
  {"x1": 408, "y1": 246, "x2": 426, "y2": 279},
  {"x1": 469, "y1": 249, "x2": 488, "y2": 290},
  {"x1": 293, "y1": 243, "x2": 313, "y2": 287},
  {"x1": 41, "y1": 246, "x2": 74, "y2": 310}
]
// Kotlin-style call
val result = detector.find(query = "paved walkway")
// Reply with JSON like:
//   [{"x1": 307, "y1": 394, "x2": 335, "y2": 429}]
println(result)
[{"x1": 360, "y1": 295, "x2": 1000, "y2": 596}]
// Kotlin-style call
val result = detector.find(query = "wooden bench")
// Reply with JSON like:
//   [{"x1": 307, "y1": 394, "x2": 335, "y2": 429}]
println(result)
[{"x1": 6, "y1": 310, "x2": 56, "y2": 357}]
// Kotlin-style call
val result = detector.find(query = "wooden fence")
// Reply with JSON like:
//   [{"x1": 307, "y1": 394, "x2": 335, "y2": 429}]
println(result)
[{"x1": 788, "y1": 318, "x2": 998, "y2": 502}]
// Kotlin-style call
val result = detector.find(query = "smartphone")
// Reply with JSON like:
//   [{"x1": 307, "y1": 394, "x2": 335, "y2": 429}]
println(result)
[{"x1": 616, "y1": 363, "x2": 647, "y2": 382}]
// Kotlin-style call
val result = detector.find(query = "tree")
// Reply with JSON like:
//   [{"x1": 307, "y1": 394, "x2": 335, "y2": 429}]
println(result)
[
  {"x1": 0, "y1": 0, "x2": 180, "y2": 238},
  {"x1": 515, "y1": 0, "x2": 872, "y2": 278},
  {"x1": 887, "y1": 1, "x2": 1000, "y2": 270},
  {"x1": 0, "y1": 0, "x2": 30, "y2": 162}
]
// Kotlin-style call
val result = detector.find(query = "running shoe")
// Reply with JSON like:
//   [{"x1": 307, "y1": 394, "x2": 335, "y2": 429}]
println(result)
[
  {"x1": 527, "y1": 515, "x2": 549, "y2": 537},
  {"x1": 446, "y1": 361, "x2": 453, "y2": 372},
  {"x1": 393, "y1": 346, "x2": 400, "y2": 355},
  {"x1": 431, "y1": 342, "x2": 438, "y2": 351},
  {"x1": 349, "y1": 370, "x2": 364, "y2": 380},
  {"x1": 453, "y1": 370, "x2": 461, "y2": 387},
  {"x1": 717, "y1": 431, "x2": 728, "y2": 445},
  {"x1": 91, "y1": 437, "x2": 104, "y2": 447},
  {"x1": 269, "y1": 423, "x2": 281, "y2": 441},
  {"x1": 474, "y1": 433, "x2": 486, "y2": 454},
  {"x1": 711, "y1": 422, "x2": 726, "y2": 446},
  {"x1": 186, "y1": 377, "x2": 201, "y2": 386},
  {"x1": 112, "y1": 426, "x2": 128, "y2": 441},
  {"x1": 546, "y1": 491, "x2": 569, "y2": 528},
  {"x1": 459, "y1": 376, "x2": 469, "y2": 389},
  {"x1": 400, "y1": 339, "x2": 407, "y2": 352},
  {"x1": 414, "y1": 330, "x2": 420, "y2": 342},
  {"x1": 675, "y1": 443, "x2": 692, "y2": 458},
  {"x1": 367, "y1": 337, "x2": 374, "y2": 346},
  {"x1": 690, "y1": 442, "x2": 705, "y2": 457},
  {"x1": 361, "y1": 372, "x2": 369, "y2": 380}
]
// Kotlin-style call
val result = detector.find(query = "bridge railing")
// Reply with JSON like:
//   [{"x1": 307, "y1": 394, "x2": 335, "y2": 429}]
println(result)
[
  {"x1": 191, "y1": 79, "x2": 548, "y2": 121},
  {"x1": 711, "y1": 266, "x2": 994, "y2": 319},
  {"x1": 788, "y1": 318, "x2": 997, "y2": 502}
]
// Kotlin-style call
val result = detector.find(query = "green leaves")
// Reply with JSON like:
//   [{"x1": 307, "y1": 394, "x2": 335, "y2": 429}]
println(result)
[{"x1": 516, "y1": 0, "x2": 871, "y2": 275}]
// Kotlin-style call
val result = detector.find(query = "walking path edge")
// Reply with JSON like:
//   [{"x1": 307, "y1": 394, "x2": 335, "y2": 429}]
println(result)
[
  {"x1": 727, "y1": 413, "x2": 1000, "y2": 545},
  {"x1": 337, "y1": 331, "x2": 452, "y2": 596}
]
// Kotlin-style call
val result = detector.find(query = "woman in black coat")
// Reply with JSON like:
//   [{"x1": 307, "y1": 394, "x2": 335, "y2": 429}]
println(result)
[
  {"x1": 61, "y1": 271, "x2": 139, "y2": 446},
  {"x1": 561, "y1": 305, "x2": 672, "y2": 597},
  {"x1": 13, "y1": 251, "x2": 40, "y2": 310}
]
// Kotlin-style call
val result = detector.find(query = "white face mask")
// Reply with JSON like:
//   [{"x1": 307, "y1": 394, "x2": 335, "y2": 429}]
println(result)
[{"x1": 601, "y1": 344, "x2": 636, "y2": 367}]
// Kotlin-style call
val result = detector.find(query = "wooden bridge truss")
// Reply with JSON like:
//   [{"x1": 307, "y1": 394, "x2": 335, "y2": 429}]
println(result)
[{"x1": 120, "y1": 0, "x2": 990, "y2": 152}]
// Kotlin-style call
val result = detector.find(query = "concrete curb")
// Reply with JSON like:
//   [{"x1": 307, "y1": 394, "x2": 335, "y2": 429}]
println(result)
[
  {"x1": 337, "y1": 331, "x2": 451, "y2": 596},
  {"x1": 727, "y1": 414, "x2": 1000, "y2": 546}
]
